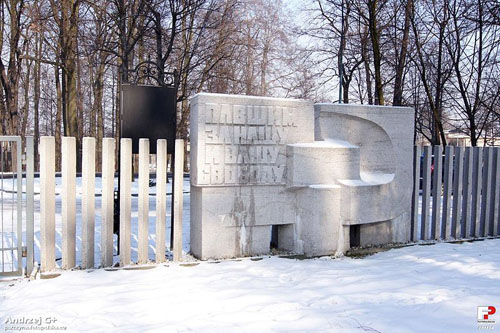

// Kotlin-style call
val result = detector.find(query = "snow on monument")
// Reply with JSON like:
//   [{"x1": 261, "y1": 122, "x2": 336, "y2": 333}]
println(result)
[{"x1": 190, "y1": 93, "x2": 414, "y2": 259}]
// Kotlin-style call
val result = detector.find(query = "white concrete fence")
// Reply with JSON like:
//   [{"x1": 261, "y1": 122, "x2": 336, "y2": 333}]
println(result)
[
  {"x1": 411, "y1": 145, "x2": 500, "y2": 241},
  {"x1": 40, "y1": 136, "x2": 184, "y2": 272}
]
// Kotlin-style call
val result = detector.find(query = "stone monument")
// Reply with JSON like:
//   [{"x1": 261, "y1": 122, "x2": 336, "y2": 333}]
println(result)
[{"x1": 190, "y1": 93, "x2": 414, "y2": 259}]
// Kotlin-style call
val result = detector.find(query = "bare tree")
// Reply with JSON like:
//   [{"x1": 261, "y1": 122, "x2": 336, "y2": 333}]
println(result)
[
  {"x1": 0, "y1": 0, "x2": 26, "y2": 136},
  {"x1": 410, "y1": 0, "x2": 450, "y2": 145},
  {"x1": 445, "y1": 0, "x2": 500, "y2": 146}
]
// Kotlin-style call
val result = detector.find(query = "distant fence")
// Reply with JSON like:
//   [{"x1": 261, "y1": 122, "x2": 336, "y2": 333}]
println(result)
[
  {"x1": 0, "y1": 136, "x2": 31, "y2": 277},
  {"x1": 411, "y1": 145, "x2": 500, "y2": 241},
  {"x1": 39, "y1": 136, "x2": 184, "y2": 273}
]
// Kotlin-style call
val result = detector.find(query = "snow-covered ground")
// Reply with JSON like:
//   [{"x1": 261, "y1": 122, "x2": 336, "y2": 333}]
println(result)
[
  {"x1": 1, "y1": 239, "x2": 499, "y2": 332},
  {"x1": 1, "y1": 177, "x2": 499, "y2": 331}
]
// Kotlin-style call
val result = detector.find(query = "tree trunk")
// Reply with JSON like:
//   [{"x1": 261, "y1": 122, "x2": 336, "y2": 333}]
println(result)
[
  {"x1": 361, "y1": 27, "x2": 373, "y2": 105},
  {"x1": 55, "y1": 65, "x2": 63, "y2": 171},
  {"x1": 93, "y1": 62, "x2": 105, "y2": 172},
  {"x1": 367, "y1": 0, "x2": 384, "y2": 105},
  {"x1": 393, "y1": 0, "x2": 412, "y2": 106},
  {"x1": 260, "y1": 43, "x2": 269, "y2": 96},
  {"x1": 21, "y1": 58, "x2": 31, "y2": 141},
  {"x1": 34, "y1": 28, "x2": 42, "y2": 171},
  {"x1": 411, "y1": 4, "x2": 447, "y2": 146}
]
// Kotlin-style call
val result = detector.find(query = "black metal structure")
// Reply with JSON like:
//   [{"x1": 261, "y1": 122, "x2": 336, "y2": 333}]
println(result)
[
  {"x1": 121, "y1": 84, "x2": 176, "y2": 153},
  {"x1": 114, "y1": 60, "x2": 179, "y2": 255},
  {"x1": 126, "y1": 60, "x2": 177, "y2": 87}
]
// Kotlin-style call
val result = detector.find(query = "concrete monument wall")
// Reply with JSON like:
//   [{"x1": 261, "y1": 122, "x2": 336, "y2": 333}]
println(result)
[{"x1": 190, "y1": 93, "x2": 414, "y2": 260}]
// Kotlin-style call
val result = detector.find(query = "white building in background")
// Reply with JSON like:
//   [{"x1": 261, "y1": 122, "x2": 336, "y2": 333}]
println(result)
[{"x1": 417, "y1": 129, "x2": 500, "y2": 147}]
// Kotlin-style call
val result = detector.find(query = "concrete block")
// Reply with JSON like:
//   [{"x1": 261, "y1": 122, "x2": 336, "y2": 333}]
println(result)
[
  {"x1": 40, "y1": 137, "x2": 56, "y2": 272},
  {"x1": 61, "y1": 137, "x2": 76, "y2": 269},
  {"x1": 119, "y1": 139, "x2": 132, "y2": 266},
  {"x1": 296, "y1": 185, "x2": 341, "y2": 256},
  {"x1": 82, "y1": 137, "x2": 96, "y2": 269},
  {"x1": 173, "y1": 139, "x2": 184, "y2": 261},
  {"x1": 286, "y1": 142, "x2": 360, "y2": 187},
  {"x1": 138, "y1": 139, "x2": 149, "y2": 264},
  {"x1": 189, "y1": 94, "x2": 414, "y2": 259},
  {"x1": 101, "y1": 138, "x2": 115, "y2": 267},
  {"x1": 155, "y1": 139, "x2": 167, "y2": 263}
]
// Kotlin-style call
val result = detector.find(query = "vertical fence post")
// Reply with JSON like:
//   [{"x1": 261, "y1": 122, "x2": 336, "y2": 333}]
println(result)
[
  {"x1": 15, "y1": 137, "x2": 22, "y2": 273},
  {"x1": 461, "y1": 147, "x2": 473, "y2": 238},
  {"x1": 120, "y1": 139, "x2": 132, "y2": 266},
  {"x1": 40, "y1": 137, "x2": 55, "y2": 272},
  {"x1": 480, "y1": 147, "x2": 493, "y2": 236},
  {"x1": 26, "y1": 137, "x2": 34, "y2": 275},
  {"x1": 82, "y1": 137, "x2": 96, "y2": 269},
  {"x1": 173, "y1": 139, "x2": 184, "y2": 261},
  {"x1": 61, "y1": 137, "x2": 76, "y2": 269},
  {"x1": 451, "y1": 146, "x2": 464, "y2": 239},
  {"x1": 411, "y1": 145, "x2": 421, "y2": 241},
  {"x1": 421, "y1": 146, "x2": 432, "y2": 240},
  {"x1": 472, "y1": 147, "x2": 483, "y2": 237},
  {"x1": 431, "y1": 145, "x2": 442, "y2": 239},
  {"x1": 138, "y1": 139, "x2": 150, "y2": 264},
  {"x1": 101, "y1": 138, "x2": 115, "y2": 267},
  {"x1": 491, "y1": 148, "x2": 500, "y2": 236},
  {"x1": 156, "y1": 140, "x2": 167, "y2": 263},
  {"x1": 442, "y1": 146, "x2": 454, "y2": 239}
]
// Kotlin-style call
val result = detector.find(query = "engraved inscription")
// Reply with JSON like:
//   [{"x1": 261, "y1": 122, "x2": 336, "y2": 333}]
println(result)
[{"x1": 199, "y1": 103, "x2": 297, "y2": 185}]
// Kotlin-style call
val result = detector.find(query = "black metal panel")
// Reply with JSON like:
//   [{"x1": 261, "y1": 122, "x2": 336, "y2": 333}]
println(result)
[{"x1": 121, "y1": 84, "x2": 176, "y2": 153}]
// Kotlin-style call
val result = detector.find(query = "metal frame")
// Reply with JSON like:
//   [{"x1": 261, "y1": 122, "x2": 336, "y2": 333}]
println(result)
[
  {"x1": 120, "y1": 60, "x2": 179, "y2": 252},
  {"x1": 125, "y1": 59, "x2": 178, "y2": 88},
  {"x1": 26, "y1": 137, "x2": 34, "y2": 275},
  {"x1": 0, "y1": 136, "x2": 23, "y2": 276}
]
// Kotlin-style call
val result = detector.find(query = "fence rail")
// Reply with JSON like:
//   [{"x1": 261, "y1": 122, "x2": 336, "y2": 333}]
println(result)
[{"x1": 411, "y1": 145, "x2": 500, "y2": 241}]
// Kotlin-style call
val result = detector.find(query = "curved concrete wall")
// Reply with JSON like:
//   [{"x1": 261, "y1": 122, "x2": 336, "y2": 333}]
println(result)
[{"x1": 314, "y1": 104, "x2": 414, "y2": 227}]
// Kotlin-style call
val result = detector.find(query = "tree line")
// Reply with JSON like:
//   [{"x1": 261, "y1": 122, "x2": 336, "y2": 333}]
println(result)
[
  {"x1": 307, "y1": 0, "x2": 499, "y2": 146},
  {"x1": 0, "y1": 0, "x2": 499, "y2": 171}
]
